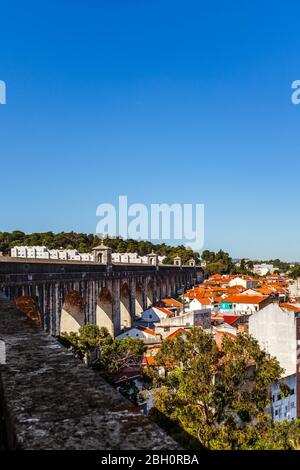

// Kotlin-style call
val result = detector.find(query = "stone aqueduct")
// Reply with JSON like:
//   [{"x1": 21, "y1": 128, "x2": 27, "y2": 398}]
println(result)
[{"x1": 0, "y1": 247, "x2": 204, "y2": 337}]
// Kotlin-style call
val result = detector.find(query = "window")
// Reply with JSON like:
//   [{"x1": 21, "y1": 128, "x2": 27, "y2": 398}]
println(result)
[
  {"x1": 290, "y1": 388, "x2": 295, "y2": 395},
  {"x1": 272, "y1": 395, "x2": 275, "y2": 402},
  {"x1": 149, "y1": 314, "x2": 152, "y2": 319},
  {"x1": 277, "y1": 394, "x2": 281, "y2": 401},
  {"x1": 275, "y1": 410, "x2": 278, "y2": 415}
]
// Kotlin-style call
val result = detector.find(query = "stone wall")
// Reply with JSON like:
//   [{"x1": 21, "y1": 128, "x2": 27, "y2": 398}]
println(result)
[{"x1": 0, "y1": 294, "x2": 179, "y2": 450}]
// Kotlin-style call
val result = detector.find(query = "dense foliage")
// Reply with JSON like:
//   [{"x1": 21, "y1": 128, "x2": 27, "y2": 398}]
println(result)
[
  {"x1": 288, "y1": 265, "x2": 300, "y2": 279},
  {"x1": 61, "y1": 324, "x2": 146, "y2": 372},
  {"x1": 0, "y1": 231, "x2": 200, "y2": 264},
  {"x1": 150, "y1": 327, "x2": 300, "y2": 450},
  {"x1": 202, "y1": 249, "x2": 237, "y2": 275}
]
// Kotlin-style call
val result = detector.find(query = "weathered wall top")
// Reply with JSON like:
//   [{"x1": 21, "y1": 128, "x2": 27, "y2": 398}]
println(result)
[
  {"x1": 0, "y1": 294, "x2": 179, "y2": 450},
  {"x1": 0, "y1": 257, "x2": 203, "y2": 286}
]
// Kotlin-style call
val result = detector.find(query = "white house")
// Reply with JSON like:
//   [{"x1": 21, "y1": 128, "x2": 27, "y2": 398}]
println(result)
[
  {"x1": 289, "y1": 277, "x2": 300, "y2": 299},
  {"x1": 141, "y1": 307, "x2": 173, "y2": 323},
  {"x1": 154, "y1": 309, "x2": 211, "y2": 338},
  {"x1": 249, "y1": 302, "x2": 300, "y2": 421},
  {"x1": 219, "y1": 294, "x2": 271, "y2": 316},
  {"x1": 189, "y1": 297, "x2": 214, "y2": 311},
  {"x1": 11, "y1": 245, "x2": 50, "y2": 259},
  {"x1": 249, "y1": 302, "x2": 299, "y2": 377},
  {"x1": 116, "y1": 326, "x2": 161, "y2": 344},
  {"x1": 10, "y1": 246, "x2": 94, "y2": 261},
  {"x1": 112, "y1": 252, "x2": 165, "y2": 264},
  {"x1": 253, "y1": 263, "x2": 274, "y2": 276},
  {"x1": 228, "y1": 276, "x2": 257, "y2": 289},
  {"x1": 272, "y1": 374, "x2": 297, "y2": 422}
]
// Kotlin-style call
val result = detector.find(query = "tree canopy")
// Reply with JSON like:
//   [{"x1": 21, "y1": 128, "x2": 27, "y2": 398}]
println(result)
[
  {"x1": 0, "y1": 231, "x2": 201, "y2": 264},
  {"x1": 150, "y1": 327, "x2": 300, "y2": 450},
  {"x1": 61, "y1": 324, "x2": 146, "y2": 372}
]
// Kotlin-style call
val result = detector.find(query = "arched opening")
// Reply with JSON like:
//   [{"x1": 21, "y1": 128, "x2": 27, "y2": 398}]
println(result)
[
  {"x1": 60, "y1": 290, "x2": 85, "y2": 334},
  {"x1": 135, "y1": 281, "x2": 144, "y2": 317},
  {"x1": 120, "y1": 282, "x2": 132, "y2": 331},
  {"x1": 166, "y1": 278, "x2": 172, "y2": 297},
  {"x1": 147, "y1": 279, "x2": 154, "y2": 307},
  {"x1": 15, "y1": 296, "x2": 41, "y2": 326},
  {"x1": 171, "y1": 277, "x2": 176, "y2": 296},
  {"x1": 96, "y1": 286, "x2": 114, "y2": 336},
  {"x1": 161, "y1": 279, "x2": 167, "y2": 299}
]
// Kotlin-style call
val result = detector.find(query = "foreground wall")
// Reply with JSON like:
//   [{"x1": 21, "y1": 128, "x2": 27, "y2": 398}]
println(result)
[{"x1": 0, "y1": 294, "x2": 178, "y2": 450}]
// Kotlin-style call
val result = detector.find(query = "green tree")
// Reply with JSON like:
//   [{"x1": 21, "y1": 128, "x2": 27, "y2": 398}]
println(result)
[
  {"x1": 99, "y1": 337, "x2": 146, "y2": 373},
  {"x1": 61, "y1": 324, "x2": 112, "y2": 360},
  {"x1": 289, "y1": 265, "x2": 300, "y2": 279},
  {"x1": 151, "y1": 327, "x2": 296, "y2": 450}
]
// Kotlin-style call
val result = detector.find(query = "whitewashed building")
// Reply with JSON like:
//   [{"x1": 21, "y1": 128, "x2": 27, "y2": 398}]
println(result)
[
  {"x1": 11, "y1": 246, "x2": 93, "y2": 261},
  {"x1": 112, "y1": 252, "x2": 165, "y2": 264},
  {"x1": 189, "y1": 297, "x2": 214, "y2": 311},
  {"x1": 154, "y1": 309, "x2": 211, "y2": 338},
  {"x1": 116, "y1": 326, "x2": 161, "y2": 344},
  {"x1": 253, "y1": 263, "x2": 274, "y2": 276},
  {"x1": 141, "y1": 307, "x2": 173, "y2": 323},
  {"x1": 272, "y1": 374, "x2": 297, "y2": 422},
  {"x1": 228, "y1": 276, "x2": 257, "y2": 289},
  {"x1": 249, "y1": 302, "x2": 300, "y2": 421}
]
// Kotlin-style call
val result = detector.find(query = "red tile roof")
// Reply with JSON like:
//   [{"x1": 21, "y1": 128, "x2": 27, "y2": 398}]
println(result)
[
  {"x1": 222, "y1": 315, "x2": 240, "y2": 325},
  {"x1": 166, "y1": 328, "x2": 187, "y2": 340},
  {"x1": 155, "y1": 307, "x2": 173, "y2": 317},
  {"x1": 220, "y1": 294, "x2": 269, "y2": 304},
  {"x1": 137, "y1": 326, "x2": 156, "y2": 336},
  {"x1": 280, "y1": 303, "x2": 300, "y2": 313},
  {"x1": 161, "y1": 298, "x2": 183, "y2": 308}
]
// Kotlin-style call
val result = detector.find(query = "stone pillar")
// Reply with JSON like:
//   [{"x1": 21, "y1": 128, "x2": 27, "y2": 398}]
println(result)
[
  {"x1": 112, "y1": 278, "x2": 121, "y2": 337},
  {"x1": 42, "y1": 284, "x2": 49, "y2": 332},
  {"x1": 36, "y1": 284, "x2": 44, "y2": 328},
  {"x1": 49, "y1": 283, "x2": 55, "y2": 335},
  {"x1": 129, "y1": 278, "x2": 136, "y2": 319},
  {"x1": 53, "y1": 283, "x2": 63, "y2": 336},
  {"x1": 88, "y1": 280, "x2": 96, "y2": 324},
  {"x1": 142, "y1": 280, "x2": 148, "y2": 311}
]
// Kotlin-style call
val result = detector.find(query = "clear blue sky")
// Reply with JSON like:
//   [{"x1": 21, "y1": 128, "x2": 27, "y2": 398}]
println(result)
[{"x1": 1, "y1": 0, "x2": 300, "y2": 260}]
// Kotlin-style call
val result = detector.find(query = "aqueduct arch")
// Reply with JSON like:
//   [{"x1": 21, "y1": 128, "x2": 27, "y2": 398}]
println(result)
[
  {"x1": 146, "y1": 279, "x2": 154, "y2": 307},
  {"x1": 96, "y1": 286, "x2": 114, "y2": 336},
  {"x1": 120, "y1": 282, "x2": 132, "y2": 330},
  {"x1": 60, "y1": 290, "x2": 85, "y2": 335},
  {"x1": 0, "y1": 260, "x2": 204, "y2": 337},
  {"x1": 135, "y1": 280, "x2": 144, "y2": 317}
]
